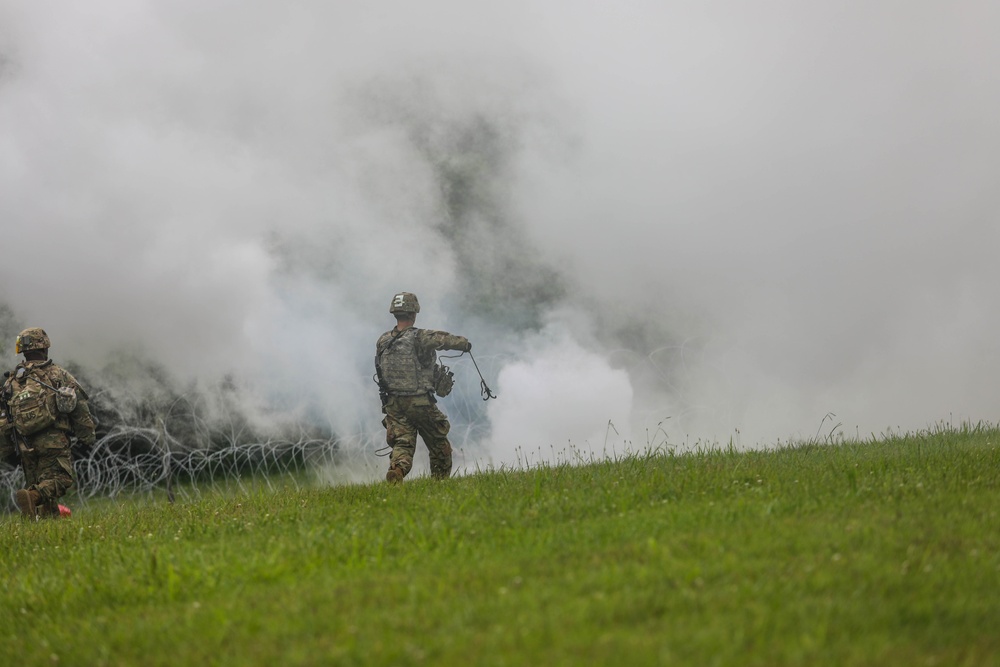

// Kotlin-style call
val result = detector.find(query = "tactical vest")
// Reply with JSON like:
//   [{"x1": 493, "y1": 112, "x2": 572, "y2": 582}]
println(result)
[{"x1": 379, "y1": 328, "x2": 435, "y2": 396}]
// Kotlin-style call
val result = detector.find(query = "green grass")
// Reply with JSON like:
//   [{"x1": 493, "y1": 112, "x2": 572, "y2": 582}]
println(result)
[{"x1": 2, "y1": 423, "x2": 999, "y2": 666}]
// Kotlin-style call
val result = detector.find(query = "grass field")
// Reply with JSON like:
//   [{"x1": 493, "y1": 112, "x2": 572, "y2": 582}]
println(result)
[{"x1": 2, "y1": 422, "x2": 998, "y2": 666}]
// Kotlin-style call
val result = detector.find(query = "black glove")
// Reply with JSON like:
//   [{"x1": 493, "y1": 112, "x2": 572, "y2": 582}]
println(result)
[{"x1": 464, "y1": 341, "x2": 472, "y2": 352}]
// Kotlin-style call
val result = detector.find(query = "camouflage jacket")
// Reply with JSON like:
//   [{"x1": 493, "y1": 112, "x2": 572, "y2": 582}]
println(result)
[
  {"x1": 375, "y1": 326, "x2": 469, "y2": 397},
  {"x1": 0, "y1": 359, "x2": 97, "y2": 459}
]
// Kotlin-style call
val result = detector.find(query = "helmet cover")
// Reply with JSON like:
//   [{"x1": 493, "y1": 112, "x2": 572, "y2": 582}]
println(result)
[
  {"x1": 15, "y1": 328, "x2": 51, "y2": 354},
  {"x1": 389, "y1": 292, "x2": 420, "y2": 314}
]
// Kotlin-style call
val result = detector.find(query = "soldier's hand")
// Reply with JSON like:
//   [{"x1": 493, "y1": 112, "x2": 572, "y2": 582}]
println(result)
[{"x1": 464, "y1": 341, "x2": 472, "y2": 352}]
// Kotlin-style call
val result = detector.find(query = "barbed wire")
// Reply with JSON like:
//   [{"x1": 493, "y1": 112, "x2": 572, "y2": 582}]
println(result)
[
  {"x1": 0, "y1": 346, "x2": 696, "y2": 512},
  {"x1": 0, "y1": 409, "x2": 496, "y2": 513},
  {"x1": 0, "y1": 432, "x2": 346, "y2": 510}
]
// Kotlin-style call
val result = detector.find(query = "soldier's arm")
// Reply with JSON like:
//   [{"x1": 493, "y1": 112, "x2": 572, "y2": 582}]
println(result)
[
  {"x1": 69, "y1": 395, "x2": 97, "y2": 447},
  {"x1": 0, "y1": 399, "x2": 17, "y2": 465},
  {"x1": 0, "y1": 379, "x2": 17, "y2": 464},
  {"x1": 56, "y1": 369, "x2": 97, "y2": 447},
  {"x1": 416, "y1": 329, "x2": 471, "y2": 353}
]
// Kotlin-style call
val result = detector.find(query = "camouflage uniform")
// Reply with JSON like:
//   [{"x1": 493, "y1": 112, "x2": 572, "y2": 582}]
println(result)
[
  {"x1": 1, "y1": 351, "x2": 97, "y2": 518},
  {"x1": 375, "y1": 325, "x2": 470, "y2": 481}
]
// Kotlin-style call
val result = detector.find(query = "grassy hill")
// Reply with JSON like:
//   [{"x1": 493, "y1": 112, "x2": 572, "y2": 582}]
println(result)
[{"x1": 2, "y1": 423, "x2": 998, "y2": 666}]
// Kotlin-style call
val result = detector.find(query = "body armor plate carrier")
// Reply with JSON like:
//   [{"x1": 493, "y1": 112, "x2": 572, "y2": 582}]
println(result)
[{"x1": 378, "y1": 328, "x2": 435, "y2": 397}]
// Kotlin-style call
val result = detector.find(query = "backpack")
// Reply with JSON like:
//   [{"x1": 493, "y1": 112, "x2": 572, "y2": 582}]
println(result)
[{"x1": 9, "y1": 375, "x2": 60, "y2": 436}]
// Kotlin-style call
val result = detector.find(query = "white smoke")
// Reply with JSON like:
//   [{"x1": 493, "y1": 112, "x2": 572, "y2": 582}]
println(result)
[
  {"x1": 1, "y1": 1, "x2": 998, "y2": 480},
  {"x1": 484, "y1": 313, "x2": 635, "y2": 466}
]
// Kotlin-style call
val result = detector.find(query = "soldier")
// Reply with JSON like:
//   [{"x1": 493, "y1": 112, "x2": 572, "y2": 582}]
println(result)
[
  {"x1": 375, "y1": 292, "x2": 471, "y2": 483},
  {"x1": 0, "y1": 328, "x2": 97, "y2": 518}
]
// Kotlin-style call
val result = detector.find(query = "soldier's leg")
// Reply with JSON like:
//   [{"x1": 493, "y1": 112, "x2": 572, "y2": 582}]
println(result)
[
  {"x1": 14, "y1": 448, "x2": 41, "y2": 518},
  {"x1": 417, "y1": 404, "x2": 453, "y2": 480},
  {"x1": 33, "y1": 450, "x2": 73, "y2": 517},
  {"x1": 383, "y1": 407, "x2": 417, "y2": 481},
  {"x1": 33, "y1": 444, "x2": 74, "y2": 517}
]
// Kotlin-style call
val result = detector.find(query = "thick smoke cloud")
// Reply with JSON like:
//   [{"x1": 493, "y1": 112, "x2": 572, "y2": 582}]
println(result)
[{"x1": 1, "y1": 2, "x2": 997, "y2": 476}]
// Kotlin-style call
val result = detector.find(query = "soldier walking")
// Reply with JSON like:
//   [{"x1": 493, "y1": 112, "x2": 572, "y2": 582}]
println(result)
[
  {"x1": 1, "y1": 328, "x2": 97, "y2": 518},
  {"x1": 375, "y1": 293, "x2": 471, "y2": 483}
]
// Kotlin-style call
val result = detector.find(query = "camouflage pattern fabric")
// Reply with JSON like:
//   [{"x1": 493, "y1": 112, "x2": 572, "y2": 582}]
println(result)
[
  {"x1": 15, "y1": 431, "x2": 74, "y2": 517},
  {"x1": 377, "y1": 328, "x2": 435, "y2": 396},
  {"x1": 1, "y1": 359, "x2": 97, "y2": 510},
  {"x1": 375, "y1": 327, "x2": 470, "y2": 371},
  {"x1": 383, "y1": 394, "x2": 453, "y2": 479},
  {"x1": 388, "y1": 292, "x2": 420, "y2": 314},
  {"x1": 375, "y1": 325, "x2": 470, "y2": 480}
]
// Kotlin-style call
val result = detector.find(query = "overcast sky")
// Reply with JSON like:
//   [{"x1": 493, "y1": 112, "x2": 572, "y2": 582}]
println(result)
[{"x1": 1, "y1": 1, "x2": 997, "y2": 472}]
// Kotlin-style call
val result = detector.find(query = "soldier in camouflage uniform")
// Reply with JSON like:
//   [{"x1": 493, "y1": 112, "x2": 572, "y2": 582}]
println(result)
[
  {"x1": 375, "y1": 292, "x2": 471, "y2": 483},
  {"x1": 0, "y1": 328, "x2": 97, "y2": 518}
]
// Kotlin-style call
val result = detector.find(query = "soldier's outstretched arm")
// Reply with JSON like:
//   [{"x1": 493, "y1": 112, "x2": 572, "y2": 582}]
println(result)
[{"x1": 418, "y1": 329, "x2": 472, "y2": 352}]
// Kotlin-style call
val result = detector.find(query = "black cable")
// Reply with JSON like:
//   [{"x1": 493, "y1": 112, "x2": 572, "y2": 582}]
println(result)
[
  {"x1": 467, "y1": 352, "x2": 497, "y2": 401},
  {"x1": 437, "y1": 350, "x2": 497, "y2": 400}
]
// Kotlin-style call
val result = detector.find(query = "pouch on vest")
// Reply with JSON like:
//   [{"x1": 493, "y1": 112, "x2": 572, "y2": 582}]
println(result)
[
  {"x1": 433, "y1": 363, "x2": 454, "y2": 397},
  {"x1": 55, "y1": 386, "x2": 78, "y2": 414},
  {"x1": 9, "y1": 379, "x2": 59, "y2": 436}
]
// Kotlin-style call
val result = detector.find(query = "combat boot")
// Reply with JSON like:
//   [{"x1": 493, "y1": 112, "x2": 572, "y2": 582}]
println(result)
[
  {"x1": 386, "y1": 467, "x2": 404, "y2": 484},
  {"x1": 14, "y1": 488, "x2": 42, "y2": 519}
]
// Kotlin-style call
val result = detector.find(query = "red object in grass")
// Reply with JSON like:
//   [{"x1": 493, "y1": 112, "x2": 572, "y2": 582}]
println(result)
[{"x1": 58, "y1": 504, "x2": 72, "y2": 517}]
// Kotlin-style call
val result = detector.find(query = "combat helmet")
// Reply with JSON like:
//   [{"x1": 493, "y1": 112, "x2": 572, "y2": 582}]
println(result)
[
  {"x1": 389, "y1": 292, "x2": 420, "y2": 314},
  {"x1": 15, "y1": 327, "x2": 51, "y2": 354}
]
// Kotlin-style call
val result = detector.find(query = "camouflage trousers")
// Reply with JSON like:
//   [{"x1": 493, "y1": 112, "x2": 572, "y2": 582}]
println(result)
[
  {"x1": 382, "y1": 394, "x2": 453, "y2": 479},
  {"x1": 17, "y1": 430, "x2": 75, "y2": 515}
]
